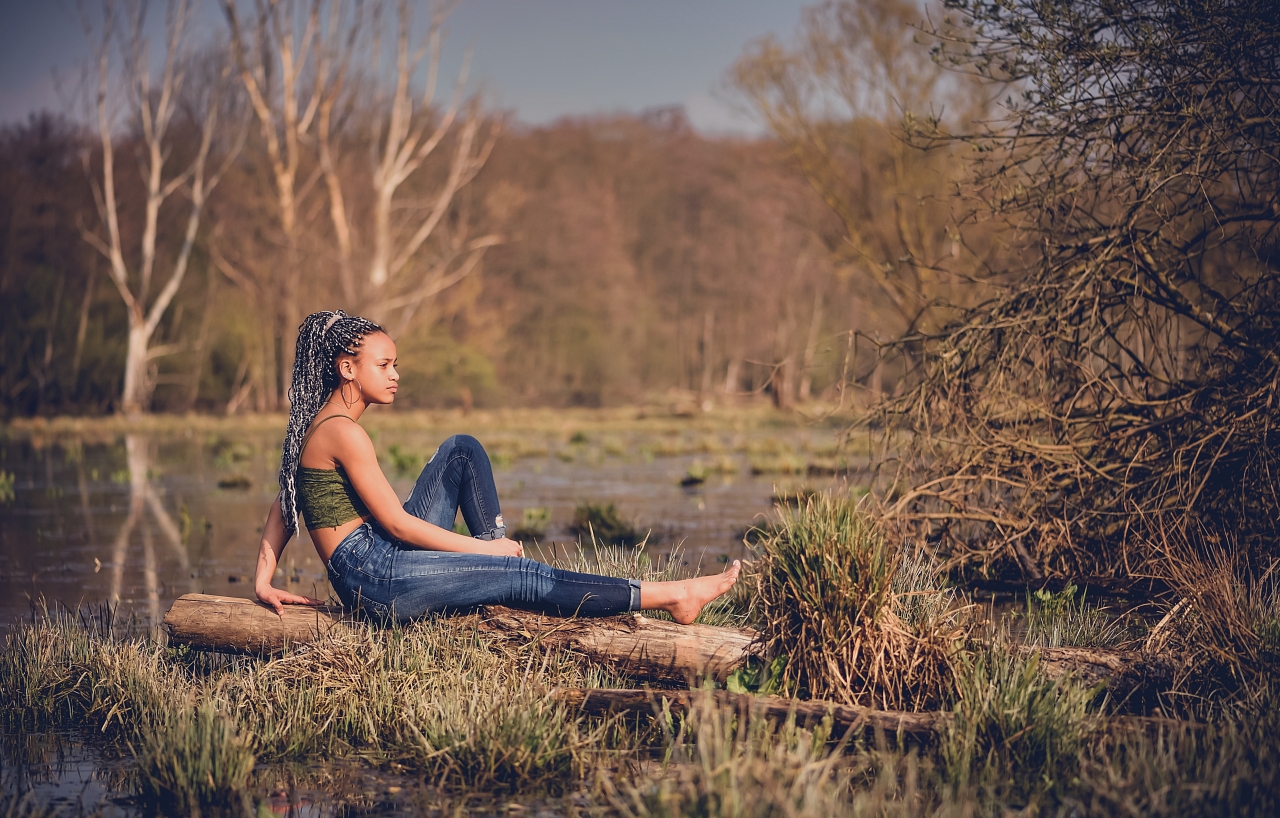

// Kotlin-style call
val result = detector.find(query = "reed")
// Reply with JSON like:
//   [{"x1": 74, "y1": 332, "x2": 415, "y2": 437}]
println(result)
[
  {"x1": 750, "y1": 494, "x2": 963, "y2": 709},
  {"x1": 132, "y1": 698, "x2": 256, "y2": 816}
]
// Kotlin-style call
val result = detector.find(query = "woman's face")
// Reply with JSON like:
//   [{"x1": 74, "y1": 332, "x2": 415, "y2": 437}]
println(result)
[{"x1": 336, "y1": 331, "x2": 399, "y2": 404}]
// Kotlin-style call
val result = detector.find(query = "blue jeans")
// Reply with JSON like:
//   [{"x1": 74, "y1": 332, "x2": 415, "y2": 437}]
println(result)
[{"x1": 326, "y1": 434, "x2": 641, "y2": 620}]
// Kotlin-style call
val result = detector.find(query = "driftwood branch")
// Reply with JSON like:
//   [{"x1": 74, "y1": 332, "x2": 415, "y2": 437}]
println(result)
[
  {"x1": 477, "y1": 605, "x2": 756, "y2": 684},
  {"x1": 164, "y1": 593, "x2": 346, "y2": 653},
  {"x1": 557, "y1": 688, "x2": 946, "y2": 740}
]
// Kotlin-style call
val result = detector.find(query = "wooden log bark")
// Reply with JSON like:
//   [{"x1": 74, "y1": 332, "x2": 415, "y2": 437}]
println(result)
[
  {"x1": 557, "y1": 688, "x2": 946, "y2": 740},
  {"x1": 163, "y1": 593, "x2": 346, "y2": 654},
  {"x1": 1033, "y1": 646, "x2": 1173, "y2": 700},
  {"x1": 477, "y1": 606, "x2": 757, "y2": 683},
  {"x1": 161, "y1": 594, "x2": 755, "y2": 682}
]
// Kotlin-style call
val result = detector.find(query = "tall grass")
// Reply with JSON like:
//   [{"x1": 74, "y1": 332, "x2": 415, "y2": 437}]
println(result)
[
  {"x1": 132, "y1": 699, "x2": 256, "y2": 816},
  {"x1": 1022, "y1": 584, "x2": 1128, "y2": 649},
  {"x1": 1145, "y1": 523, "x2": 1280, "y2": 713},
  {"x1": 606, "y1": 692, "x2": 873, "y2": 818},
  {"x1": 751, "y1": 494, "x2": 963, "y2": 709},
  {"x1": 942, "y1": 642, "x2": 1099, "y2": 803},
  {"x1": 1069, "y1": 699, "x2": 1280, "y2": 816},
  {"x1": 0, "y1": 607, "x2": 635, "y2": 811}
]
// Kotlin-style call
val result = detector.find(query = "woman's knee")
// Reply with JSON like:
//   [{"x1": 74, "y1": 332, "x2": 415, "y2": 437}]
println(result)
[{"x1": 439, "y1": 433, "x2": 485, "y2": 460}]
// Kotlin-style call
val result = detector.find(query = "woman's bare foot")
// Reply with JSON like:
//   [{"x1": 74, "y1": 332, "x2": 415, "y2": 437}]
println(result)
[{"x1": 656, "y1": 560, "x2": 741, "y2": 625}]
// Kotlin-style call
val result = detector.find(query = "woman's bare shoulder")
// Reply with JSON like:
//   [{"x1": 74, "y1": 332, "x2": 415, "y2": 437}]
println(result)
[{"x1": 301, "y1": 415, "x2": 373, "y2": 466}]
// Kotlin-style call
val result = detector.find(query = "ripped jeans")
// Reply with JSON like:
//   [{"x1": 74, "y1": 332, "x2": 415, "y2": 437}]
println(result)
[{"x1": 326, "y1": 434, "x2": 641, "y2": 620}]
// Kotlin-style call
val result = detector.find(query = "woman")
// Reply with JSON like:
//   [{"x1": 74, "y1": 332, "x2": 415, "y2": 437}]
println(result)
[{"x1": 255, "y1": 310, "x2": 740, "y2": 623}]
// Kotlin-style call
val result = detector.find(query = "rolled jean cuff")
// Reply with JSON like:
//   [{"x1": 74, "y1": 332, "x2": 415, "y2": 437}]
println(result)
[{"x1": 628, "y1": 578, "x2": 642, "y2": 612}]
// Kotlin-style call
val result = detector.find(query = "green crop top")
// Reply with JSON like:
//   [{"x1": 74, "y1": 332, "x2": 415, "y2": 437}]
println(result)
[{"x1": 296, "y1": 415, "x2": 372, "y2": 530}]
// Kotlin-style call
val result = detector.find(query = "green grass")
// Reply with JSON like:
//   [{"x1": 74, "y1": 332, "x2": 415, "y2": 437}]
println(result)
[
  {"x1": 750, "y1": 493, "x2": 963, "y2": 709},
  {"x1": 133, "y1": 698, "x2": 256, "y2": 816},
  {"x1": 1021, "y1": 584, "x2": 1128, "y2": 649},
  {"x1": 5, "y1": 599, "x2": 1280, "y2": 816},
  {"x1": 943, "y1": 642, "x2": 1099, "y2": 803},
  {"x1": 510, "y1": 506, "x2": 551, "y2": 541},
  {"x1": 384, "y1": 444, "x2": 423, "y2": 478}
]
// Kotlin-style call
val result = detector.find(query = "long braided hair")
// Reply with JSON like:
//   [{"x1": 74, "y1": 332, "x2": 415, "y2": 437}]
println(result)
[{"x1": 278, "y1": 310, "x2": 384, "y2": 536}]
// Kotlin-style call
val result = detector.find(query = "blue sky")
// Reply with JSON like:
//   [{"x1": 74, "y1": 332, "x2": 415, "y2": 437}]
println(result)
[{"x1": 0, "y1": 0, "x2": 816, "y2": 133}]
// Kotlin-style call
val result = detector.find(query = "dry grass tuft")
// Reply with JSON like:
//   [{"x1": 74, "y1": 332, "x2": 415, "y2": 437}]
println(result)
[
  {"x1": 1144, "y1": 522, "x2": 1280, "y2": 712},
  {"x1": 751, "y1": 494, "x2": 965, "y2": 710}
]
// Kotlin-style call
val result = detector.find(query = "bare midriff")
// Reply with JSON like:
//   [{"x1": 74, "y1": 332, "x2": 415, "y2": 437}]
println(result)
[{"x1": 307, "y1": 516, "x2": 369, "y2": 565}]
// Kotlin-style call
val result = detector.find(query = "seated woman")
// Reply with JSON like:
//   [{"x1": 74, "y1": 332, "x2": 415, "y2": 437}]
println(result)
[{"x1": 255, "y1": 310, "x2": 740, "y2": 623}]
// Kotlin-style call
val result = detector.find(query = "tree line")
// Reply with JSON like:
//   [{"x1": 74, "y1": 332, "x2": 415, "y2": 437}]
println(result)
[{"x1": 0, "y1": 0, "x2": 984, "y2": 418}]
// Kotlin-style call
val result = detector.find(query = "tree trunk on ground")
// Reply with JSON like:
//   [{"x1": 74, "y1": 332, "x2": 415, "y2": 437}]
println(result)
[
  {"x1": 164, "y1": 593, "x2": 346, "y2": 653},
  {"x1": 478, "y1": 604, "x2": 755, "y2": 683},
  {"x1": 558, "y1": 688, "x2": 945, "y2": 740},
  {"x1": 162, "y1": 595, "x2": 754, "y2": 682}
]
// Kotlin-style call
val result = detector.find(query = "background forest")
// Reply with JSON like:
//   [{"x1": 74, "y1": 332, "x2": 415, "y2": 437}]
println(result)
[{"x1": 0, "y1": 0, "x2": 978, "y2": 418}]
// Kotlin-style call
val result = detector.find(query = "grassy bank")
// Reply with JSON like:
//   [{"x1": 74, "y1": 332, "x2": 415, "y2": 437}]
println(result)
[{"x1": 4, "y1": 498, "x2": 1278, "y2": 815}]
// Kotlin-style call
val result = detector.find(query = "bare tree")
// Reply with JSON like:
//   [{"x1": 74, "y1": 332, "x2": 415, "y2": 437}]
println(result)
[
  {"x1": 221, "y1": 0, "x2": 336, "y2": 403},
  {"x1": 80, "y1": 0, "x2": 236, "y2": 415},
  {"x1": 317, "y1": 0, "x2": 501, "y2": 335}
]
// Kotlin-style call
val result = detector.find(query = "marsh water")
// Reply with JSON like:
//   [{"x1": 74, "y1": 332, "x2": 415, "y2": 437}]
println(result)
[
  {"x1": 0, "y1": 417, "x2": 864, "y2": 628},
  {"x1": 0, "y1": 412, "x2": 863, "y2": 815}
]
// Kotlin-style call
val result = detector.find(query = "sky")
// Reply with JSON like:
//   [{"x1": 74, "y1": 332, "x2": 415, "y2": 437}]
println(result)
[{"x1": 0, "y1": 0, "x2": 816, "y2": 134}]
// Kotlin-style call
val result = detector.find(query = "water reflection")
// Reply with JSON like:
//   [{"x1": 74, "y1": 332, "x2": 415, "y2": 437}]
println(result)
[
  {"x1": 1, "y1": 425, "x2": 852, "y2": 628},
  {"x1": 106, "y1": 435, "x2": 192, "y2": 635}
]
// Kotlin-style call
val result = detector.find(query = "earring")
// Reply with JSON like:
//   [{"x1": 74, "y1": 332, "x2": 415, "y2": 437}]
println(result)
[{"x1": 340, "y1": 379, "x2": 356, "y2": 407}]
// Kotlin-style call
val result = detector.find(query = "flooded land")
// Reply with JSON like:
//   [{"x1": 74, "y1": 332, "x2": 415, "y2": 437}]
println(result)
[
  {"x1": 0, "y1": 407, "x2": 863, "y2": 630},
  {"x1": 1, "y1": 408, "x2": 867, "y2": 816}
]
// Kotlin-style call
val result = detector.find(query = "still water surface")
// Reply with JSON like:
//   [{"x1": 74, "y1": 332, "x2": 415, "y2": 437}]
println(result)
[
  {"x1": 0, "y1": 417, "x2": 860, "y2": 815},
  {"x1": 0, "y1": 421, "x2": 858, "y2": 628}
]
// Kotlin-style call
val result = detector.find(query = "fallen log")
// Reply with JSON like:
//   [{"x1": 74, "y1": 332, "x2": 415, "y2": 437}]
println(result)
[
  {"x1": 163, "y1": 593, "x2": 346, "y2": 654},
  {"x1": 161, "y1": 594, "x2": 1171, "y2": 694},
  {"x1": 558, "y1": 688, "x2": 946, "y2": 740},
  {"x1": 162, "y1": 594, "x2": 755, "y2": 682},
  {"x1": 1034, "y1": 646, "x2": 1173, "y2": 701},
  {"x1": 477, "y1": 606, "x2": 756, "y2": 683}
]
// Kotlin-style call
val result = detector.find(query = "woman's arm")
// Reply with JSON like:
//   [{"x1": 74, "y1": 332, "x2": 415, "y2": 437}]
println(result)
[
  {"x1": 331, "y1": 422, "x2": 521, "y2": 556},
  {"x1": 254, "y1": 494, "x2": 323, "y2": 615}
]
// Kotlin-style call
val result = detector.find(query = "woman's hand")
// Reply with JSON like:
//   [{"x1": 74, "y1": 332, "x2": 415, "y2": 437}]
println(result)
[
  {"x1": 477, "y1": 537, "x2": 523, "y2": 558},
  {"x1": 256, "y1": 583, "x2": 323, "y2": 617}
]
